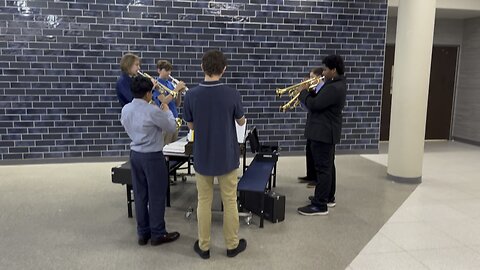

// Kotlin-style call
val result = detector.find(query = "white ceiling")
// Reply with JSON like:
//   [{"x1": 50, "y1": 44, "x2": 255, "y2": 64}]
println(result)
[{"x1": 388, "y1": 7, "x2": 480, "y2": 19}]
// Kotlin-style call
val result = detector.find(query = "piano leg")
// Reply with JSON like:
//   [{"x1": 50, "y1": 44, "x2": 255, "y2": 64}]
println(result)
[
  {"x1": 167, "y1": 180, "x2": 171, "y2": 207},
  {"x1": 126, "y1": 185, "x2": 133, "y2": 218}
]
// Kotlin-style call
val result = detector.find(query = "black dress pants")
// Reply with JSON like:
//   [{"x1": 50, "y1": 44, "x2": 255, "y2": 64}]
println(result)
[
  {"x1": 130, "y1": 150, "x2": 169, "y2": 238},
  {"x1": 305, "y1": 139, "x2": 316, "y2": 181},
  {"x1": 310, "y1": 140, "x2": 336, "y2": 210}
]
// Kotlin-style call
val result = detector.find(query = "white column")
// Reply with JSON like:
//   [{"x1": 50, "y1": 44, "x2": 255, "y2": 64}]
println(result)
[{"x1": 387, "y1": 0, "x2": 437, "y2": 183}]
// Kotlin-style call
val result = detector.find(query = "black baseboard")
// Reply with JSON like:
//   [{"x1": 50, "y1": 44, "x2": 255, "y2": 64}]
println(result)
[
  {"x1": 0, "y1": 157, "x2": 128, "y2": 166},
  {"x1": 0, "y1": 148, "x2": 379, "y2": 166},
  {"x1": 281, "y1": 149, "x2": 379, "y2": 156},
  {"x1": 452, "y1": 137, "x2": 480, "y2": 147}
]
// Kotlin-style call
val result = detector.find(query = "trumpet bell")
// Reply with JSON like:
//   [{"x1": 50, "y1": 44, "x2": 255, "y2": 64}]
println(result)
[{"x1": 276, "y1": 88, "x2": 287, "y2": 97}]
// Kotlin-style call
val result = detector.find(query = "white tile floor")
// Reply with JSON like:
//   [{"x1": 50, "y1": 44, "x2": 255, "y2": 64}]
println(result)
[{"x1": 349, "y1": 141, "x2": 480, "y2": 270}]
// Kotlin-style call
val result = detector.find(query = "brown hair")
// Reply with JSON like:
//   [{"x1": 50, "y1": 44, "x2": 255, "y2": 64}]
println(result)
[
  {"x1": 120, "y1": 53, "x2": 140, "y2": 73},
  {"x1": 156, "y1": 60, "x2": 173, "y2": 71},
  {"x1": 310, "y1": 67, "x2": 324, "y2": 77},
  {"x1": 202, "y1": 50, "x2": 227, "y2": 76}
]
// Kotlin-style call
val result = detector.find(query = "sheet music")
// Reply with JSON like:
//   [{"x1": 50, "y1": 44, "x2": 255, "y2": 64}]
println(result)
[
  {"x1": 163, "y1": 137, "x2": 188, "y2": 153},
  {"x1": 236, "y1": 119, "x2": 247, "y2": 143}
]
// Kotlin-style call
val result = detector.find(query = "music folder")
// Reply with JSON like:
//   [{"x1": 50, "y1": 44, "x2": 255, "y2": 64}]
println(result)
[{"x1": 236, "y1": 119, "x2": 247, "y2": 143}]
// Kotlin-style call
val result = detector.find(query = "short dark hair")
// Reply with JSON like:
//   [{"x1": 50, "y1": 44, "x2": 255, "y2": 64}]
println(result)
[
  {"x1": 310, "y1": 67, "x2": 324, "y2": 77},
  {"x1": 120, "y1": 53, "x2": 140, "y2": 73},
  {"x1": 202, "y1": 50, "x2": 227, "y2": 76},
  {"x1": 131, "y1": 76, "x2": 153, "y2": 98},
  {"x1": 156, "y1": 60, "x2": 173, "y2": 71},
  {"x1": 322, "y1": 55, "x2": 345, "y2": 75}
]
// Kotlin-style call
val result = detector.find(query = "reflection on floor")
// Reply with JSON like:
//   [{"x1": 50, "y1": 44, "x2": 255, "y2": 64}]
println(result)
[
  {"x1": 349, "y1": 141, "x2": 480, "y2": 270},
  {"x1": 0, "y1": 154, "x2": 416, "y2": 270}
]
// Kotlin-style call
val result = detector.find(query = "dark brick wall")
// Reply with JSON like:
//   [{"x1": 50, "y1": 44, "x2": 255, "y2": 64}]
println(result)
[{"x1": 0, "y1": 0, "x2": 387, "y2": 160}]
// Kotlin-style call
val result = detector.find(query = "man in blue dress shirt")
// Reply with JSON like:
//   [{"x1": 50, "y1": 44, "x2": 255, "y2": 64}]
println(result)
[{"x1": 120, "y1": 76, "x2": 180, "y2": 246}]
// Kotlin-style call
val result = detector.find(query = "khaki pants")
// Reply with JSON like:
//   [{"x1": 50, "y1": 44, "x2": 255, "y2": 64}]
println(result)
[
  {"x1": 163, "y1": 129, "x2": 179, "y2": 145},
  {"x1": 196, "y1": 170, "x2": 239, "y2": 251}
]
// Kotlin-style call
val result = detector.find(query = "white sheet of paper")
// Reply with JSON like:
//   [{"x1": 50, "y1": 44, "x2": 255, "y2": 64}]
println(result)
[
  {"x1": 236, "y1": 119, "x2": 247, "y2": 143},
  {"x1": 163, "y1": 138, "x2": 188, "y2": 153}
]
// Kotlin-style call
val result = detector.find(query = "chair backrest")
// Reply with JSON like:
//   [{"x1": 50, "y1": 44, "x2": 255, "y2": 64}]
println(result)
[{"x1": 247, "y1": 126, "x2": 260, "y2": 154}]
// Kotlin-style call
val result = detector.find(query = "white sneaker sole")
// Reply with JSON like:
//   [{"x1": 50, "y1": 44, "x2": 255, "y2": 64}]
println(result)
[
  {"x1": 298, "y1": 210, "x2": 329, "y2": 216},
  {"x1": 307, "y1": 198, "x2": 336, "y2": 208}
]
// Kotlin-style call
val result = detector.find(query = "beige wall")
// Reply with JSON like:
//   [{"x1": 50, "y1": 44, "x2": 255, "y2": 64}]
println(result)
[
  {"x1": 453, "y1": 17, "x2": 480, "y2": 144},
  {"x1": 387, "y1": 18, "x2": 464, "y2": 45},
  {"x1": 388, "y1": 0, "x2": 480, "y2": 11}
]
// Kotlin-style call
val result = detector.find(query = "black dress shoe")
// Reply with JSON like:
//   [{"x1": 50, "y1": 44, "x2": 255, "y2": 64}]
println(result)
[
  {"x1": 194, "y1": 240, "x2": 210, "y2": 259},
  {"x1": 138, "y1": 235, "x2": 151, "y2": 246},
  {"x1": 307, "y1": 182, "x2": 316, "y2": 188},
  {"x1": 298, "y1": 176, "x2": 315, "y2": 182},
  {"x1": 151, "y1": 232, "x2": 180, "y2": 246},
  {"x1": 227, "y1": 239, "x2": 247, "y2": 258}
]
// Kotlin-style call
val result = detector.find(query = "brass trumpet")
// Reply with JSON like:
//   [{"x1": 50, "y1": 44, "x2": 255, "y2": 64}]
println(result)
[
  {"x1": 175, "y1": 117, "x2": 183, "y2": 131},
  {"x1": 169, "y1": 75, "x2": 189, "y2": 92},
  {"x1": 137, "y1": 70, "x2": 178, "y2": 98},
  {"x1": 276, "y1": 76, "x2": 324, "y2": 112}
]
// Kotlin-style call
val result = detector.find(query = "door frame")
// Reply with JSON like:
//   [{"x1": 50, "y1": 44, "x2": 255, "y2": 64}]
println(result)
[
  {"x1": 449, "y1": 45, "x2": 461, "y2": 140},
  {"x1": 380, "y1": 43, "x2": 460, "y2": 141}
]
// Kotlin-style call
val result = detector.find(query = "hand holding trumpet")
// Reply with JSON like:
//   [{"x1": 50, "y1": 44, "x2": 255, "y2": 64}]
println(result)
[
  {"x1": 296, "y1": 79, "x2": 311, "y2": 92},
  {"x1": 173, "y1": 81, "x2": 186, "y2": 93},
  {"x1": 137, "y1": 70, "x2": 178, "y2": 98},
  {"x1": 169, "y1": 75, "x2": 189, "y2": 95},
  {"x1": 276, "y1": 76, "x2": 324, "y2": 111},
  {"x1": 160, "y1": 102, "x2": 170, "y2": 112}
]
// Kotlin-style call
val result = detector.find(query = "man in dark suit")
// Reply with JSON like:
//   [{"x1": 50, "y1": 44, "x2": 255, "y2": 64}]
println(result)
[{"x1": 297, "y1": 55, "x2": 347, "y2": 216}]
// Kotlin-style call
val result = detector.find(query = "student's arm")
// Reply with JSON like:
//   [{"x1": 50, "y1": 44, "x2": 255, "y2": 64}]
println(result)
[
  {"x1": 157, "y1": 93, "x2": 174, "y2": 104},
  {"x1": 151, "y1": 104, "x2": 177, "y2": 133},
  {"x1": 175, "y1": 92, "x2": 182, "y2": 107},
  {"x1": 236, "y1": 116, "x2": 246, "y2": 126},
  {"x1": 234, "y1": 90, "x2": 246, "y2": 126},
  {"x1": 299, "y1": 85, "x2": 340, "y2": 112},
  {"x1": 174, "y1": 81, "x2": 186, "y2": 107}
]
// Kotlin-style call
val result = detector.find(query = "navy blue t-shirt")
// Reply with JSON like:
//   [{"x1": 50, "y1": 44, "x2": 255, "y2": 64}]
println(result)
[{"x1": 183, "y1": 80, "x2": 245, "y2": 176}]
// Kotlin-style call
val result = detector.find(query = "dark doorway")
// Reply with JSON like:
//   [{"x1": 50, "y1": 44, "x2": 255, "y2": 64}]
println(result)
[{"x1": 380, "y1": 45, "x2": 458, "y2": 141}]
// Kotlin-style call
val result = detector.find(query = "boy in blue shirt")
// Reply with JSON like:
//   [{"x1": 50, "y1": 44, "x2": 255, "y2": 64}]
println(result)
[
  {"x1": 120, "y1": 76, "x2": 180, "y2": 246},
  {"x1": 184, "y1": 50, "x2": 247, "y2": 259},
  {"x1": 155, "y1": 60, "x2": 187, "y2": 144}
]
